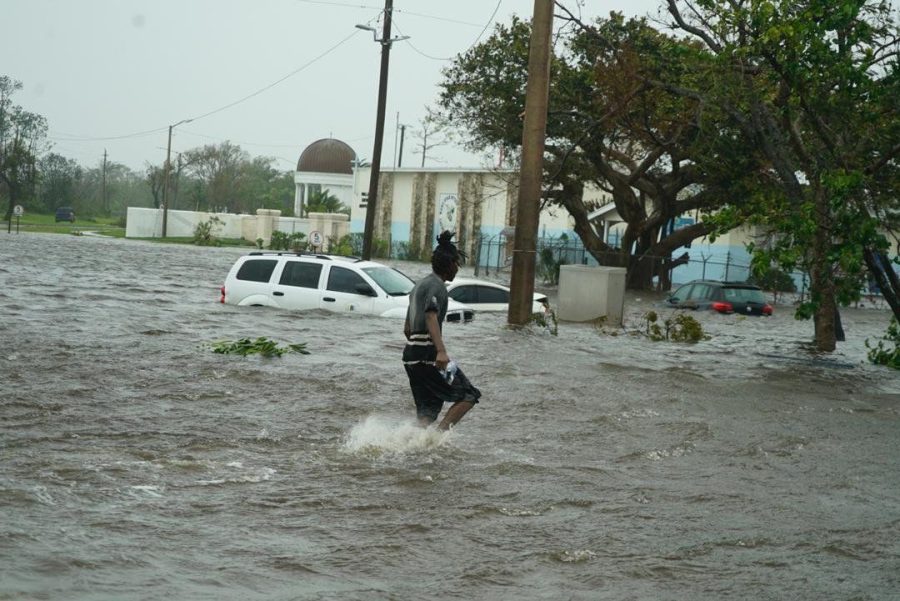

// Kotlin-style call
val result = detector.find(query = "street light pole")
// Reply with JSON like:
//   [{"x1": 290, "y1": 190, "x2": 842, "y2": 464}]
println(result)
[
  {"x1": 359, "y1": 0, "x2": 400, "y2": 260},
  {"x1": 161, "y1": 118, "x2": 192, "y2": 238}
]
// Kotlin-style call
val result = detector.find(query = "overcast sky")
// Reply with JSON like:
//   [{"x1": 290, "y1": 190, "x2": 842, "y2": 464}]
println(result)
[{"x1": 3, "y1": 0, "x2": 665, "y2": 173}]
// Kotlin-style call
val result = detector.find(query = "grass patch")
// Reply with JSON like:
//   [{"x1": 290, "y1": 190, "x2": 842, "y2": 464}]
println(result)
[{"x1": 3, "y1": 212, "x2": 123, "y2": 235}]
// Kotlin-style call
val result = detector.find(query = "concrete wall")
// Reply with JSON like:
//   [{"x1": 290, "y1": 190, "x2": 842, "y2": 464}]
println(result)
[{"x1": 125, "y1": 207, "x2": 349, "y2": 249}]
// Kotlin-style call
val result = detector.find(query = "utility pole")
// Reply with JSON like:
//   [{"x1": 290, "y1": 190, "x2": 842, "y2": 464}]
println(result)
[
  {"x1": 161, "y1": 118, "x2": 191, "y2": 238},
  {"x1": 398, "y1": 124, "x2": 406, "y2": 168},
  {"x1": 102, "y1": 149, "x2": 108, "y2": 215},
  {"x1": 507, "y1": 0, "x2": 553, "y2": 326},
  {"x1": 359, "y1": 0, "x2": 402, "y2": 260}
]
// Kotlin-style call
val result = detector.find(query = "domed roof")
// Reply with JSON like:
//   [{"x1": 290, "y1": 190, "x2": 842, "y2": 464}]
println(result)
[{"x1": 296, "y1": 138, "x2": 356, "y2": 174}]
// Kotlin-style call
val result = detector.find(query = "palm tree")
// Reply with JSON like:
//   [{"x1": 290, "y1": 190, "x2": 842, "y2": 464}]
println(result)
[{"x1": 306, "y1": 188, "x2": 349, "y2": 215}]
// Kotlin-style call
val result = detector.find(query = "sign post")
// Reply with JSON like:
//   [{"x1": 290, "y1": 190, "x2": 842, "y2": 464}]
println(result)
[
  {"x1": 11, "y1": 205, "x2": 24, "y2": 234},
  {"x1": 309, "y1": 230, "x2": 324, "y2": 251}
]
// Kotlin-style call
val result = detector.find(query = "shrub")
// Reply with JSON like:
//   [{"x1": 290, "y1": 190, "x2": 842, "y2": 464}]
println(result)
[
  {"x1": 269, "y1": 230, "x2": 307, "y2": 251},
  {"x1": 538, "y1": 247, "x2": 567, "y2": 285},
  {"x1": 193, "y1": 216, "x2": 223, "y2": 246},
  {"x1": 641, "y1": 310, "x2": 707, "y2": 343},
  {"x1": 866, "y1": 318, "x2": 900, "y2": 369}
]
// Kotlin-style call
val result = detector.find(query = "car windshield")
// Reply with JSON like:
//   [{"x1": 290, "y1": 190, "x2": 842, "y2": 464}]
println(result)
[
  {"x1": 723, "y1": 287, "x2": 766, "y2": 302},
  {"x1": 361, "y1": 267, "x2": 415, "y2": 296}
]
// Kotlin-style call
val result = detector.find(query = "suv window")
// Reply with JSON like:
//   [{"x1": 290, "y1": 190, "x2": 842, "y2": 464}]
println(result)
[
  {"x1": 694, "y1": 284, "x2": 716, "y2": 300},
  {"x1": 723, "y1": 287, "x2": 766, "y2": 302},
  {"x1": 237, "y1": 259, "x2": 278, "y2": 283},
  {"x1": 279, "y1": 261, "x2": 322, "y2": 289},
  {"x1": 327, "y1": 266, "x2": 368, "y2": 294}
]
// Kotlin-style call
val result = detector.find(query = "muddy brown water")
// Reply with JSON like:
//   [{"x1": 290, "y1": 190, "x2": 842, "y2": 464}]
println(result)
[{"x1": 2, "y1": 232, "x2": 899, "y2": 600}]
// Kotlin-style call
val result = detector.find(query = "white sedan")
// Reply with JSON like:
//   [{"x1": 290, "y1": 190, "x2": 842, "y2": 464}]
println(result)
[{"x1": 446, "y1": 278, "x2": 548, "y2": 314}]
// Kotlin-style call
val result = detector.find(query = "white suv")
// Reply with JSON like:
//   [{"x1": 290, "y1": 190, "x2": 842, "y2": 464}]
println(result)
[{"x1": 220, "y1": 252, "x2": 474, "y2": 322}]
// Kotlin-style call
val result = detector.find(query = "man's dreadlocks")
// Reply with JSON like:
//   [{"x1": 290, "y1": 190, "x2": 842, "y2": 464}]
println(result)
[{"x1": 431, "y1": 230, "x2": 466, "y2": 277}]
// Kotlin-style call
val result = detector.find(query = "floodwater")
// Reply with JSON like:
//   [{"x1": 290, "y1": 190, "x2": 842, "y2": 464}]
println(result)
[{"x1": 2, "y1": 232, "x2": 899, "y2": 601}]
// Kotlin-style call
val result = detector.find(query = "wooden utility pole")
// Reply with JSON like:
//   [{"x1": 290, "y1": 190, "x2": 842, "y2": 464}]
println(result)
[
  {"x1": 161, "y1": 118, "x2": 191, "y2": 238},
  {"x1": 507, "y1": 0, "x2": 553, "y2": 326},
  {"x1": 398, "y1": 124, "x2": 406, "y2": 167},
  {"x1": 102, "y1": 149, "x2": 108, "y2": 215},
  {"x1": 361, "y1": 0, "x2": 395, "y2": 260}
]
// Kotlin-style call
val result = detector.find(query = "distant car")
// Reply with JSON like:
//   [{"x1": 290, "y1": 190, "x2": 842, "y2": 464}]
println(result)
[
  {"x1": 446, "y1": 277, "x2": 548, "y2": 314},
  {"x1": 665, "y1": 280, "x2": 773, "y2": 316},
  {"x1": 221, "y1": 252, "x2": 475, "y2": 322},
  {"x1": 55, "y1": 207, "x2": 75, "y2": 222}
]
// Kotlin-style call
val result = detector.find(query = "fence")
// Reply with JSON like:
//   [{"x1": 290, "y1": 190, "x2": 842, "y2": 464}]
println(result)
[{"x1": 470, "y1": 233, "x2": 813, "y2": 297}]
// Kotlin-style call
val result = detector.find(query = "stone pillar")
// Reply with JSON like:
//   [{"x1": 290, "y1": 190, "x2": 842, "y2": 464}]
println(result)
[{"x1": 256, "y1": 209, "x2": 281, "y2": 248}]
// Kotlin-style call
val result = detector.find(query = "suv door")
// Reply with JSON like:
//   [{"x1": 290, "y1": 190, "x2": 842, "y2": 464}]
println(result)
[
  {"x1": 320, "y1": 265, "x2": 376, "y2": 314},
  {"x1": 273, "y1": 259, "x2": 324, "y2": 310}
]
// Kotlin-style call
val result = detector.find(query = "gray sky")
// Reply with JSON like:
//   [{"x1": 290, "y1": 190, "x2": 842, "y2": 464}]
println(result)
[{"x1": 3, "y1": 0, "x2": 665, "y2": 173}]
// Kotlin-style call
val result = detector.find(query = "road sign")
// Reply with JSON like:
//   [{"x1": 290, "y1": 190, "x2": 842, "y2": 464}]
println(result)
[
  {"x1": 13, "y1": 205, "x2": 24, "y2": 216},
  {"x1": 309, "y1": 230, "x2": 323, "y2": 247}
]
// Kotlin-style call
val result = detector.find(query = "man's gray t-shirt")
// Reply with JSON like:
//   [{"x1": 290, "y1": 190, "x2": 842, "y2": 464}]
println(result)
[{"x1": 403, "y1": 273, "x2": 448, "y2": 365}]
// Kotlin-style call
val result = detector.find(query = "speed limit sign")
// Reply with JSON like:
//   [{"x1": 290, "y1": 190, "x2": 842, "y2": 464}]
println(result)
[{"x1": 309, "y1": 230, "x2": 323, "y2": 247}]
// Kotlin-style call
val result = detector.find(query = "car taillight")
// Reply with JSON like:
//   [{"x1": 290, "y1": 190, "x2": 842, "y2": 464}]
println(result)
[
  {"x1": 762, "y1": 304, "x2": 773, "y2": 315},
  {"x1": 711, "y1": 301, "x2": 733, "y2": 313},
  {"x1": 220, "y1": 286, "x2": 226, "y2": 304}
]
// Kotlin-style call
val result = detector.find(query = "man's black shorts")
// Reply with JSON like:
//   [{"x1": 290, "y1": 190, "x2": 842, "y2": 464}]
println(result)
[{"x1": 404, "y1": 363, "x2": 481, "y2": 422}]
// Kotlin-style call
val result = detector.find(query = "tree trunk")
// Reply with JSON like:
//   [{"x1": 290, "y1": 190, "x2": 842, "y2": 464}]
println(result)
[
  {"x1": 863, "y1": 248, "x2": 900, "y2": 320},
  {"x1": 811, "y1": 189, "x2": 837, "y2": 352}
]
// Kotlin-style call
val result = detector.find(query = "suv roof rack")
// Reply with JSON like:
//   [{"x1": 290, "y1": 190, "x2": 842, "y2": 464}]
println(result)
[{"x1": 246, "y1": 251, "x2": 363, "y2": 261}]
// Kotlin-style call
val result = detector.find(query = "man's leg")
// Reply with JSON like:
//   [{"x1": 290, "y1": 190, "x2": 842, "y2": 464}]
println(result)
[{"x1": 437, "y1": 401, "x2": 474, "y2": 431}]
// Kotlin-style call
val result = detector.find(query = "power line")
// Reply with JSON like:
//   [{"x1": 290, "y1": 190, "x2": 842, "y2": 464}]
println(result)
[
  {"x1": 48, "y1": 126, "x2": 167, "y2": 142},
  {"x1": 185, "y1": 29, "x2": 360, "y2": 124},
  {"x1": 293, "y1": 0, "x2": 483, "y2": 26},
  {"x1": 391, "y1": 0, "x2": 503, "y2": 61},
  {"x1": 46, "y1": 29, "x2": 360, "y2": 146}
]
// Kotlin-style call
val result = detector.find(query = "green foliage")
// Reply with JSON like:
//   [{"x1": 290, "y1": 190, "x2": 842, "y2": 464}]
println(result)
[
  {"x1": 538, "y1": 247, "x2": 567, "y2": 285},
  {"x1": 306, "y1": 188, "x2": 349, "y2": 215},
  {"x1": 211, "y1": 337, "x2": 311, "y2": 358},
  {"x1": 394, "y1": 240, "x2": 429, "y2": 262},
  {"x1": 663, "y1": 0, "x2": 900, "y2": 348},
  {"x1": 329, "y1": 234, "x2": 356, "y2": 257},
  {"x1": 747, "y1": 264, "x2": 796, "y2": 293},
  {"x1": 269, "y1": 230, "x2": 306, "y2": 251},
  {"x1": 193, "y1": 215, "x2": 223, "y2": 246},
  {"x1": 865, "y1": 318, "x2": 900, "y2": 369},
  {"x1": 641, "y1": 310, "x2": 707, "y2": 343},
  {"x1": 372, "y1": 237, "x2": 391, "y2": 259},
  {"x1": 528, "y1": 306, "x2": 558, "y2": 336}
]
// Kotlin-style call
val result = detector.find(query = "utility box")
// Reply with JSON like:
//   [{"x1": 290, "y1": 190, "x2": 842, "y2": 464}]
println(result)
[{"x1": 557, "y1": 265, "x2": 627, "y2": 325}]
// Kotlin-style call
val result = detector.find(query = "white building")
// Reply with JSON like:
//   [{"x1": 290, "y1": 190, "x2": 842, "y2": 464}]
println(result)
[{"x1": 290, "y1": 137, "x2": 772, "y2": 283}]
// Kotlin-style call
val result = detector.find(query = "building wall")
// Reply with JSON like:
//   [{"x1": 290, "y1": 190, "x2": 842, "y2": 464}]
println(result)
[{"x1": 349, "y1": 167, "x2": 575, "y2": 248}]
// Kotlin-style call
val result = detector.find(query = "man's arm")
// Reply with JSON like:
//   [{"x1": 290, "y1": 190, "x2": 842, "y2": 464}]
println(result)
[
  {"x1": 425, "y1": 311, "x2": 449, "y2": 370},
  {"x1": 403, "y1": 315, "x2": 411, "y2": 340}
]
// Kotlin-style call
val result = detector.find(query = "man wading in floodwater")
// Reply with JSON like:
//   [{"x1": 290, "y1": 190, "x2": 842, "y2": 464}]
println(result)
[{"x1": 403, "y1": 231, "x2": 481, "y2": 429}]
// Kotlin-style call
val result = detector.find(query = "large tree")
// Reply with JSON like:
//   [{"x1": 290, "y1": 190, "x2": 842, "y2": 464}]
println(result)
[
  {"x1": 662, "y1": 0, "x2": 900, "y2": 351},
  {"x1": 182, "y1": 141, "x2": 248, "y2": 212},
  {"x1": 37, "y1": 153, "x2": 83, "y2": 213},
  {"x1": 438, "y1": 14, "x2": 756, "y2": 290},
  {"x1": 0, "y1": 76, "x2": 47, "y2": 220}
]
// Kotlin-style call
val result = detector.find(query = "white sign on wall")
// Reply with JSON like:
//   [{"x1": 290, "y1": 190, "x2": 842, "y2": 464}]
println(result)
[{"x1": 437, "y1": 193, "x2": 458, "y2": 233}]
